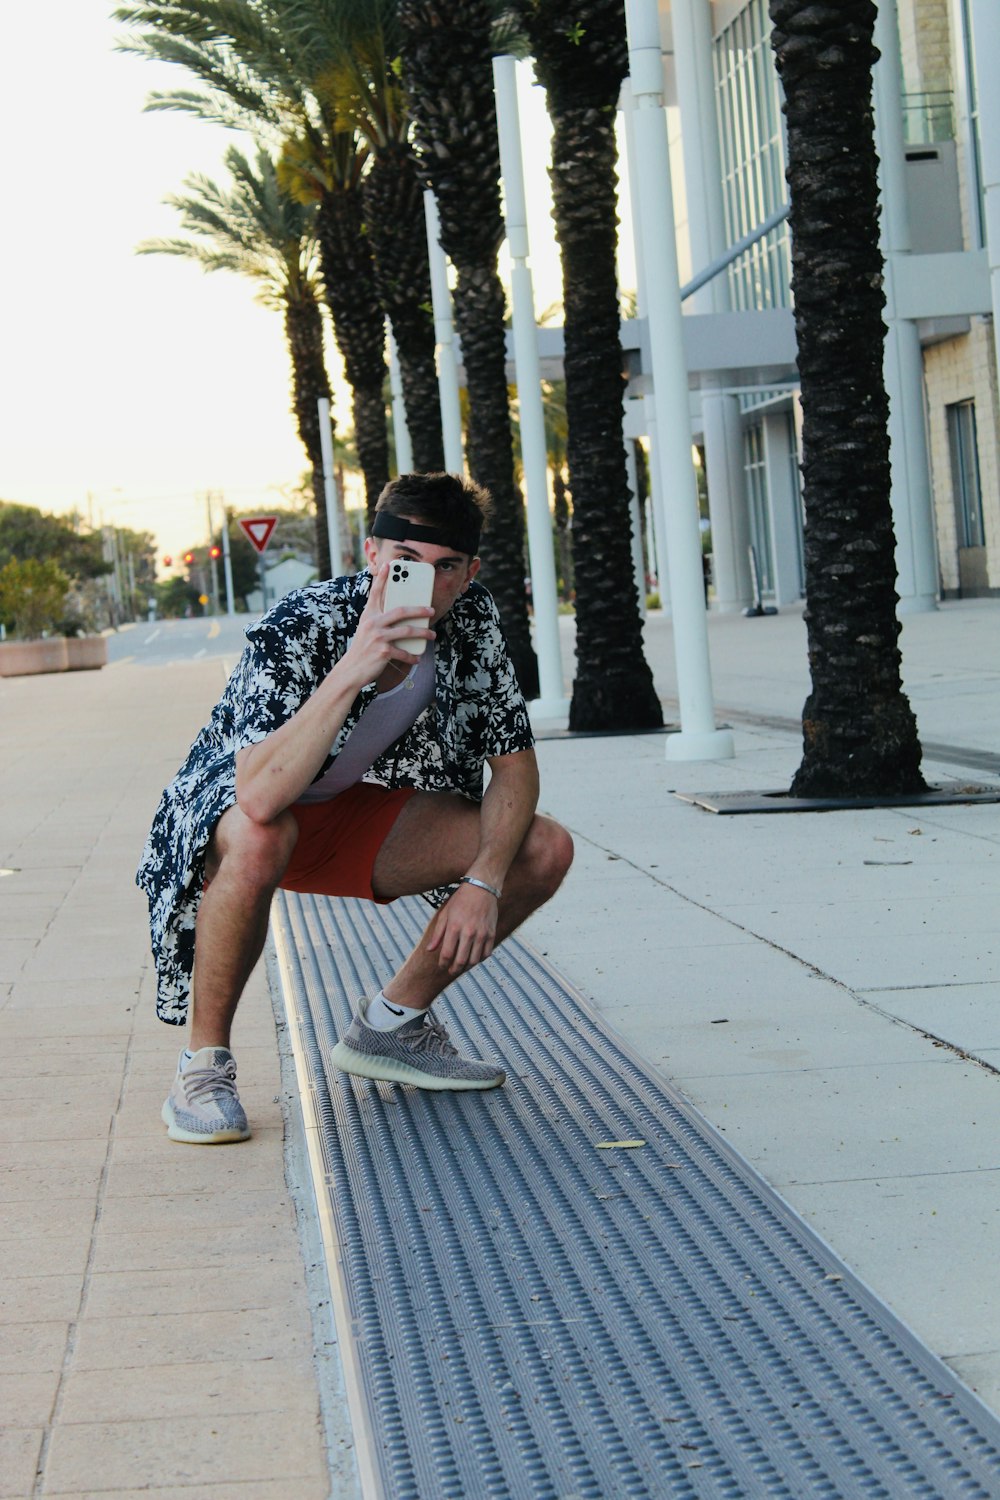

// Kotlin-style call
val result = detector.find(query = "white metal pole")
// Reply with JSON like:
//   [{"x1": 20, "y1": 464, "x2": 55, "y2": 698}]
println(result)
[
  {"x1": 318, "y1": 396, "x2": 344, "y2": 578},
  {"x1": 423, "y1": 190, "x2": 465, "y2": 473},
  {"x1": 204, "y1": 492, "x2": 219, "y2": 615},
  {"x1": 220, "y1": 501, "x2": 236, "y2": 617},
  {"x1": 873, "y1": 0, "x2": 938, "y2": 613},
  {"x1": 493, "y1": 55, "x2": 568, "y2": 720},
  {"x1": 386, "y1": 324, "x2": 413, "y2": 475},
  {"x1": 625, "y1": 0, "x2": 733, "y2": 760}
]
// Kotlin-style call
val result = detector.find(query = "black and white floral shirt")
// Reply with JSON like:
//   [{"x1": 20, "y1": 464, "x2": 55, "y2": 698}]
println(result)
[{"x1": 137, "y1": 571, "x2": 533, "y2": 1025}]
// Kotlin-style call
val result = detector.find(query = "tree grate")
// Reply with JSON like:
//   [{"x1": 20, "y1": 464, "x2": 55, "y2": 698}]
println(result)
[{"x1": 273, "y1": 890, "x2": 1000, "y2": 1499}]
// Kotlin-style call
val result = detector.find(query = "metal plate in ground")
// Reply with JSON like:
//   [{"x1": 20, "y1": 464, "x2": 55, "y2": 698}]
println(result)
[
  {"x1": 675, "y1": 783, "x2": 1000, "y2": 814},
  {"x1": 273, "y1": 891, "x2": 1000, "y2": 1499}
]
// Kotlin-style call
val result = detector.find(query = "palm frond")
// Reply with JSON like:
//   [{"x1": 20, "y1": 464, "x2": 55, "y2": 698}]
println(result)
[
  {"x1": 116, "y1": 2, "x2": 313, "y2": 120},
  {"x1": 142, "y1": 85, "x2": 275, "y2": 141},
  {"x1": 138, "y1": 146, "x2": 323, "y2": 312},
  {"x1": 271, "y1": 0, "x2": 409, "y2": 148}
]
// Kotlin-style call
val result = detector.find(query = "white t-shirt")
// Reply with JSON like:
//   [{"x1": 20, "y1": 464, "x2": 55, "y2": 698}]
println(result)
[{"x1": 295, "y1": 647, "x2": 436, "y2": 804}]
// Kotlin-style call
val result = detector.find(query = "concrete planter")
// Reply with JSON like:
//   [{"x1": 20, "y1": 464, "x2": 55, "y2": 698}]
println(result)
[
  {"x1": 0, "y1": 638, "x2": 70, "y2": 677},
  {"x1": 65, "y1": 636, "x2": 108, "y2": 671},
  {"x1": 0, "y1": 637, "x2": 108, "y2": 676}
]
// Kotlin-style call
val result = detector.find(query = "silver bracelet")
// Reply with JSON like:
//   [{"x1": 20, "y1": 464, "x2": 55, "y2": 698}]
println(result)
[{"x1": 458, "y1": 875, "x2": 503, "y2": 901}]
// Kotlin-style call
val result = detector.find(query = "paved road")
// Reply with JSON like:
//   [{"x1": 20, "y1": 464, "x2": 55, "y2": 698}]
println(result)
[{"x1": 106, "y1": 613, "x2": 253, "y2": 668}]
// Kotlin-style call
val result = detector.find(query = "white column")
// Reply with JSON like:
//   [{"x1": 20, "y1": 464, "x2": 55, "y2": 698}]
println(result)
[
  {"x1": 423, "y1": 191, "x2": 465, "y2": 473},
  {"x1": 317, "y1": 396, "x2": 344, "y2": 577},
  {"x1": 493, "y1": 55, "x2": 568, "y2": 720},
  {"x1": 621, "y1": 79, "x2": 671, "y2": 614},
  {"x1": 873, "y1": 0, "x2": 938, "y2": 612},
  {"x1": 385, "y1": 324, "x2": 413, "y2": 475},
  {"x1": 969, "y1": 0, "x2": 1000, "y2": 400},
  {"x1": 701, "y1": 379, "x2": 752, "y2": 611},
  {"x1": 761, "y1": 413, "x2": 804, "y2": 607},
  {"x1": 625, "y1": 0, "x2": 733, "y2": 760},
  {"x1": 672, "y1": 0, "x2": 753, "y2": 612}
]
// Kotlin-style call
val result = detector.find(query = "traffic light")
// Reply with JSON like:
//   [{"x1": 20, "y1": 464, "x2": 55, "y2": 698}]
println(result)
[
  {"x1": 163, "y1": 555, "x2": 173, "y2": 567},
  {"x1": 209, "y1": 545, "x2": 221, "y2": 559},
  {"x1": 183, "y1": 551, "x2": 195, "y2": 566}
]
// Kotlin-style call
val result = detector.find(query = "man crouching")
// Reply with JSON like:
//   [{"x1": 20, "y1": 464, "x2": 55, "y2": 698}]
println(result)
[{"x1": 137, "y1": 472, "x2": 573, "y2": 1142}]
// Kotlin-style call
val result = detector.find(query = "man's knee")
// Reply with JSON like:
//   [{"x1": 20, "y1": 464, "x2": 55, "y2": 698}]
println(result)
[
  {"x1": 518, "y1": 815, "x2": 573, "y2": 900},
  {"x1": 210, "y1": 806, "x2": 298, "y2": 890}
]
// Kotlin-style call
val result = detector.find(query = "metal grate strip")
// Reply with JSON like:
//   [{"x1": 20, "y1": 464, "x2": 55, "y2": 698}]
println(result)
[{"x1": 273, "y1": 891, "x2": 1000, "y2": 1499}]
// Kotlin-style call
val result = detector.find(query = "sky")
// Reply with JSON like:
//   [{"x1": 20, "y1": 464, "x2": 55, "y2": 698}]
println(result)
[{"x1": 0, "y1": 3, "x2": 629, "y2": 572}]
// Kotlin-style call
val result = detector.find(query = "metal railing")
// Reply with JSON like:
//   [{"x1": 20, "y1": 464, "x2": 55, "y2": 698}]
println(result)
[
  {"x1": 901, "y1": 89, "x2": 954, "y2": 145},
  {"x1": 680, "y1": 202, "x2": 791, "y2": 303}
]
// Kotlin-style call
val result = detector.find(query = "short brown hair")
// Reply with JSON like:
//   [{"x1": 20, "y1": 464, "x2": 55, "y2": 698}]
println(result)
[{"x1": 374, "y1": 472, "x2": 492, "y2": 547}]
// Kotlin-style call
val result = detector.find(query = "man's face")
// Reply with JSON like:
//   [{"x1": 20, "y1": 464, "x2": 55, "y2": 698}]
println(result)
[{"x1": 365, "y1": 530, "x2": 480, "y2": 625}]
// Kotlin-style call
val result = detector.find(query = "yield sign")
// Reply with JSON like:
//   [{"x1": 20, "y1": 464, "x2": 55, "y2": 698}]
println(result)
[{"x1": 238, "y1": 516, "x2": 278, "y2": 554}]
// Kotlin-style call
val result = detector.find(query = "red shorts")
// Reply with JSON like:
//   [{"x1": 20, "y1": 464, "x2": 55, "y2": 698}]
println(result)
[{"x1": 279, "y1": 784, "x2": 417, "y2": 902}]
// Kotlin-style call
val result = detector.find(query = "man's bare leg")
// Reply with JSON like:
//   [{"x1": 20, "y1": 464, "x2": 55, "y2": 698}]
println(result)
[
  {"x1": 188, "y1": 805, "x2": 299, "y2": 1050},
  {"x1": 162, "y1": 806, "x2": 299, "y2": 1143},
  {"x1": 371, "y1": 792, "x2": 573, "y2": 1009}
]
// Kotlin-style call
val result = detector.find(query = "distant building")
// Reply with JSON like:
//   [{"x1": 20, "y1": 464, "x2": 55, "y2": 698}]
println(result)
[{"x1": 245, "y1": 556, "x2": 318, "y2": 615}]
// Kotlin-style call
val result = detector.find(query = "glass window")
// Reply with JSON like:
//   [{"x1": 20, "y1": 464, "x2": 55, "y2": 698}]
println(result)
[
  {"x1": 712, "y1": 0, "x2": 791, "y2": 312},
  {"x1": 947, "y1": 399, "x2": 985, "y2": 548}
]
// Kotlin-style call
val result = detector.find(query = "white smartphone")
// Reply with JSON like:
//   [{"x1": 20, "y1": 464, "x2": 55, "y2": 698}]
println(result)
[{"x1": 384, "y1": 558, "x2": 435, "y2": 654}]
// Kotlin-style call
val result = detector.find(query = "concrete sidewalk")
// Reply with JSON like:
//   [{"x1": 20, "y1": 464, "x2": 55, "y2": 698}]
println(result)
[
  {"x1": 526, "y1": 596, "x2": 1000, "y2": 1417},
  {"x1": 0, "y1": 662, "x2": 330, "y2": 1499},
  {"x1": 2, "y1": 596, "x2": 999, "y2": 1496}
]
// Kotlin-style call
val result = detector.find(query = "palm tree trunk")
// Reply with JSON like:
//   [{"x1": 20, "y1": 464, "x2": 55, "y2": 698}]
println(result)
[
  {"x1": 453, "y1": 265, "x2": 539, "y2": 695},
  {"x1": 285, "y1": 291, "x2": 332, "y2": 578},
  {"x1": 518, "y1": 0, "x2": 661, "y2": 731},
  {"x1": 399, "y1": 0, "x2": 539, "y2": 695},
  {"x1": 362, "y1": 145, "x2": 444, "y2": 473},
  {"x1": 315, "y1": 185, "x2": 390, "y2": 518},
  {"x1": 770, "y1": 0, "x2": 924, "y2": 795}
]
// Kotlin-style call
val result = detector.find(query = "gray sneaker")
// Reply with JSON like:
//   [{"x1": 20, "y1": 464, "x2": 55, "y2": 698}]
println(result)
[
  {"x1": 161, "y1": 1047, "x2": 251, "y2": 1144},
  {"x1": 330, "y1": 1000, "x2": 505, "y2": 1091}
]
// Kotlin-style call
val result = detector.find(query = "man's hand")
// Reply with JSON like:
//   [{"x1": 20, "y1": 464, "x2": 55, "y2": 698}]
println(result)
[
  {"x1": 343, "y1": 562, "x2": 434, "y2": 687},
  {"x1": 426, "y1": 882, "x2": 499, "y2": 974}
]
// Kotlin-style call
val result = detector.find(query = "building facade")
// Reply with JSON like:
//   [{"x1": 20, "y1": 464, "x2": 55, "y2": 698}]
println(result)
[{"x1": 647, "y1": 0, "x2": 999, "y2": 606}]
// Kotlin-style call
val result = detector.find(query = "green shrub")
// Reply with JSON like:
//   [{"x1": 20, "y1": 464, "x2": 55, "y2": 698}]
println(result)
[{"x1": 0, "y1": 557, "x2": 70, "y2": 639}]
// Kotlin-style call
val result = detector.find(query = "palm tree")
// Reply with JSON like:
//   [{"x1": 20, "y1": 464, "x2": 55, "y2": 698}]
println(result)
[
  {"x1": 280, "y1": 124, "x2": 392, "y2": 516},
  {"x1": 116, "y1": 1, "x2": 392, "y2": 516},
  {"x1": 281, "y1": 0, "x2": 444, "y2": 474},
  {"x1": 139, "y1": 146, "x2": 337, "y2": 575},
  {"x1": 511, "y1": 0, "x2": 661, "y2": 730},
  {"x1": 398, "y1": 0, "x2": 538, "y2": 694},
  {"x1": 116, "y1": 1, "x2": 443, "y2": 505},
  {"x1": 769, "y1": 0, "x2": 925, "y2": 795}
]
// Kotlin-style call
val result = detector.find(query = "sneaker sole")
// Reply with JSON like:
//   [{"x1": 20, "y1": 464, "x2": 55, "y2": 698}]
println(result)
[
  {"x1": 329, "y1": 1040, "x2": 505, "y2": 1091},
  {"x1": 161, "y1": 1099, "x2": 252, "y2": 1144}
]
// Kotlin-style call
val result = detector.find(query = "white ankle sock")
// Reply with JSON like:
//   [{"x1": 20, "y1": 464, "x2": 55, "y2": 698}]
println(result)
[
  {"x1": 365, "y1": 991, "x2": 426, "y2": 1031},
  {"x1": 180, "y1": 1045, "x2": 229, "y2": 1070}
]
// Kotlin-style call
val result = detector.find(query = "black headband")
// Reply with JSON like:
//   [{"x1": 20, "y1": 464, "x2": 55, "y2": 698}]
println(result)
[{"x1": 371, "y1": 510, "x2": 481, "y2": 557}]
